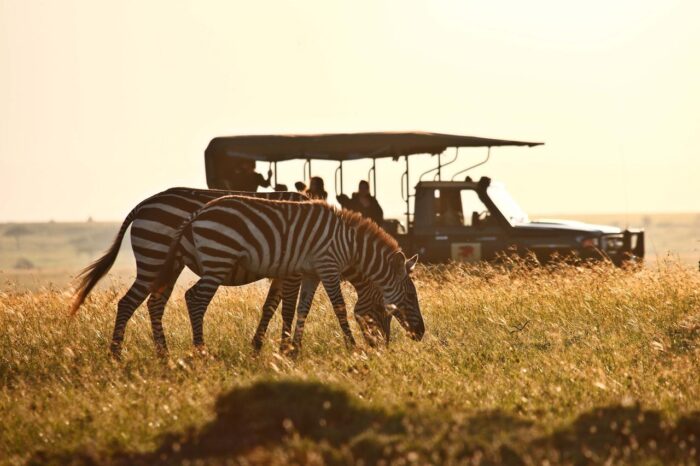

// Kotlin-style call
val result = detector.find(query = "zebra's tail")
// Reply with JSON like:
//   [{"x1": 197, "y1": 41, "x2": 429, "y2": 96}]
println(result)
[
  {"x1": 69, "y1": 208, "x2": 137, "y2": 315},
  {"x1": 150, "y1": 209, "x2": 198, "y2": 296}
]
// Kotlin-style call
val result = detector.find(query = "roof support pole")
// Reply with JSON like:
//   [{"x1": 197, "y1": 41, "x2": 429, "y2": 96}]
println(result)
[
  {"x1": 334, "y1": 161, "x2": 344, "y2": 197},
  {"x1": 451, "y1": 147, "x2": 491, "y2": 181},
  {"x1": 303, "y1": 159, "x2": 312, "y2": 184},
  {"x1": 273, "y1": 161, "x2": 278, "y2": 186},
  {"x1": 404, "y1": 155, "x2": 410, "y2": 229},
  {"x1": 371, "y1": 158, "x2": 377, "y2": 196},
  {"x1": 419, "y1": 150, "x2": 454, "y2": 182}
]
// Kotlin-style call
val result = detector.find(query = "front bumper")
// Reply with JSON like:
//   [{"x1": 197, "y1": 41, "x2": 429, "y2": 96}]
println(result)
[{"x1": 601, "y1": 229, "x2": 645, "y2": 265}]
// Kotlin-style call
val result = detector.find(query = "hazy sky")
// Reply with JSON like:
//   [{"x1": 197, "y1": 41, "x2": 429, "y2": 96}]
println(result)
[{"x1": 1, "y1": 0, "x2": 698, "y2": 222}]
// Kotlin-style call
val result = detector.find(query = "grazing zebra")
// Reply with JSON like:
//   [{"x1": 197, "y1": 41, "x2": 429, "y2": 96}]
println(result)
[
  {"x1": 70, "y1": 187, "x2": 389, "y2": 357},
  {"x1": 151, "y1": 196, "x2": 425, "y2": 352}
]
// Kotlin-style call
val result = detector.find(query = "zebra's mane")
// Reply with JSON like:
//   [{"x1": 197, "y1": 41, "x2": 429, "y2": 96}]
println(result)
[{"x1": 335, "y1": 204, "x2": 400, "y2": 252}]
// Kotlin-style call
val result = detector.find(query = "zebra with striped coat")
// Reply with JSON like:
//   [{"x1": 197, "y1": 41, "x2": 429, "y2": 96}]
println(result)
[
  {"x1": 152, "y1": 196, "x2": 425, "y2": 351},
  {"x1": 70, "y1": 188, "x2": 389, "y2": 357}
]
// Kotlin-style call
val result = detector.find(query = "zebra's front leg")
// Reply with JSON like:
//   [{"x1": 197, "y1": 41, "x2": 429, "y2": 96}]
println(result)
[
  {"x1": 289, "y1": 277, "x2": 319, "y2": 356},
  {"x1": 184, "y1": 277, "x2": 221, "y2": 351},
  {"x1": 252, "y1": 279, "x2": 283, "y2": 352},
  {"x1": 279, "y1": 277, "x2": 301, "y2": 355},
  {"x1": 146, "y1": 283, "x2": 175, "y2": 358},
  {"x1": 320, "y1": 274, "x2": 356, "y2": 350}
]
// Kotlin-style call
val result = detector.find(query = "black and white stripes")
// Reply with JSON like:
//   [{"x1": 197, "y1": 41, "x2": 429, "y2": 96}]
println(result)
[
  {"x1": 153, "y1": 196, "x2": 424, "y2": 352},
  {"x1": 71, "y1": 188, "x2": 390, "y2": 357}
]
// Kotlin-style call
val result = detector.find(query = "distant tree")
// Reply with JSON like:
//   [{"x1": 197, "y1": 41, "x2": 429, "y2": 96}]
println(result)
[{"x1": 4, "y1": 225, "x2": 32, "y2": 249}]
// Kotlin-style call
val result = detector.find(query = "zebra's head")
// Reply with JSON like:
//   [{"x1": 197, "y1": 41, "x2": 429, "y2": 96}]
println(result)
[{"x1": 384, "y1": 252, "x2": 424, "y2": 341}]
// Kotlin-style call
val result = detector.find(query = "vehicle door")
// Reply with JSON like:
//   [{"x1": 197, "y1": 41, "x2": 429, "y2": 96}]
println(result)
[
  {"x1": 453, "y1": 188, "x2": 509, "y2": 262},
  {"x1": 426, "y1": 188, "x2": 507, "y2": 263}
]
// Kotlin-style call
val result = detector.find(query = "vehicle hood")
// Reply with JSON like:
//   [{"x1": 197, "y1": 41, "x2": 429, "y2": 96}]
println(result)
[{"x1": 514, "y1": 219, "x2": 622, "y2": 235}]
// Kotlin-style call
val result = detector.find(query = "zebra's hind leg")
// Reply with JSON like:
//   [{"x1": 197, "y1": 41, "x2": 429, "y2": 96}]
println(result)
[
  {"x1": 252, "y1": 279, "x2": 283, "y2": 352},
  {"x1": 146, "y1": 282, "x2": 175, "y2": 358},
  {"x1": 279, "y1": 277, "x2": 301, "y2": 355},
  {"x1": 184, "y1": 277, "x2": 222, "y2": 352},
  {"x1": 111, "y1": 278, "x2": 150, "y2": 359},
  {"x1": 320, "y1": 273, "x2": 356, "y2": 350},
  {"x1": 290, "y1": 278, "x2": 320, "y2": 357}
]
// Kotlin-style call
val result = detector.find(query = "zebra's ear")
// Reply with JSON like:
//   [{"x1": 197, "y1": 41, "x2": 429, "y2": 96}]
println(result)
[
  {"x1": 390, "y1": 251, "x2": 407, "y2": 274},
  {"x1": 406, "y1": 254, "x2": 419, "y2": 273}
]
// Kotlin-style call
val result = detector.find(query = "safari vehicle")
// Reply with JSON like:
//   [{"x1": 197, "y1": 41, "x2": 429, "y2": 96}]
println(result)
[{"x1": 204, "y1": 132, "x2": 644, "y2": 265}]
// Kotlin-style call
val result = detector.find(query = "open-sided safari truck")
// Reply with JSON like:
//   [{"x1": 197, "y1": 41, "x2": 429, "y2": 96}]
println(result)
[{"x1": 205, "y1": 132, "x2": 644, "y2": 266}]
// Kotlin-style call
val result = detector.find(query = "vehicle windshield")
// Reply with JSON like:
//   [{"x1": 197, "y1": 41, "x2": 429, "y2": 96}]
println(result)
[{"x1": 486, "y1": 182, "x2": 529, "y2": 225}]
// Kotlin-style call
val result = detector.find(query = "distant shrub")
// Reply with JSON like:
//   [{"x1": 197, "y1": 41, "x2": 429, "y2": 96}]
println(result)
[
  {"x1": 69, "y1": 236, "x2": 99, "y2": 257},
  {"x1": 14, "y1": 257, "x2": 35, "y2": 270}
]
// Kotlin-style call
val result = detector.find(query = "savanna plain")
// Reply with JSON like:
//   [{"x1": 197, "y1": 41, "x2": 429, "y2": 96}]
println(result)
[{"x1": 1, "y1": 218, "x2": 699, "y2": 465}]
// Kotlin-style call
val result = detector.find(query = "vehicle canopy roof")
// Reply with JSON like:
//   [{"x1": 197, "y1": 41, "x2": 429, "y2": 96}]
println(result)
[
  {"x1": 416, "y1": 180, "x2": 482, "y2": 190},
  {"x1": 206, "y1": 131, "x2": 543, "y2": 163}
]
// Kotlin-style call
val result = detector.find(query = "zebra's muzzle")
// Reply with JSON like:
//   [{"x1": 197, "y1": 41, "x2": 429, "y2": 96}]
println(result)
[{"x1": 387, "y1": 305, "x2": 425, "y2": 341}]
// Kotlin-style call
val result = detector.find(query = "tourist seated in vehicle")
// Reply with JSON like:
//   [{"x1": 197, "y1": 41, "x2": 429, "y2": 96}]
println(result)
[
  {"x1": 214, "y1": 158, "x2": 272, "y2": 192},
  {"x1": 471, "y1": 210, "x2": 496, "y2": 228},
  {"x1": 308, "y1": 176, "x2": 328, "y2": 200},
  {"x1": 295, "y1": 176, "x2": 327, "y2": 200},
  {"x1": 337, "y1": 180, "x2": 384, "y2": 224}
]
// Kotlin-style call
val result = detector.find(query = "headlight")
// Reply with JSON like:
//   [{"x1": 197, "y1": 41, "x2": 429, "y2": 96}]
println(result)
[
  {"x1": 602, "y1": 236, "x2": 624, "y2": 251},
  {"x1": 579, "y1": 237, "x2": 599, "y2": 248}
]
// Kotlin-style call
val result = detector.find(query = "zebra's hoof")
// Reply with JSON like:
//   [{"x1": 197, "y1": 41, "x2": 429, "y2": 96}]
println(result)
[
  {"x1": 251, "y1": 338, "x2": 263, "y2": 353},
  {"x1": 194, "y1": 345, "x2": 209, "y2": 357},
  {"x1": 364, "y1": 335, "x2": 379, "y2": 348},
  {"x1": 287, "y1": 345, "x2": 301, "y2": 359},
  {"x1": 110, "y1": 349, "x2": 123, "y2": 361},
  {"x1": 279, "y1": 341, "x2": 296, "y2": 358}
]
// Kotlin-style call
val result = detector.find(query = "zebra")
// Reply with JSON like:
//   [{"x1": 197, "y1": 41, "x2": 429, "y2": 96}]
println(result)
[
  {"x1": 70, "y1": 187, "x2": 390, "y2": 358},
  {"x1": 151, "y1": 196, "x2": 425, "y2": 353}
]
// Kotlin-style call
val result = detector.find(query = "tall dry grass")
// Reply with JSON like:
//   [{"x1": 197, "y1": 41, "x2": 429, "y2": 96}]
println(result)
[{"x1": 1, "y1": 260, "x2": 699, "y2": 464}]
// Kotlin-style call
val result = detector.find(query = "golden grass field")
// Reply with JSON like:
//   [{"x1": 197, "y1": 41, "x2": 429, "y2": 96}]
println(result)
[{"x1": 1, "y1": 258, "x2": 700, "y2": 465}]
